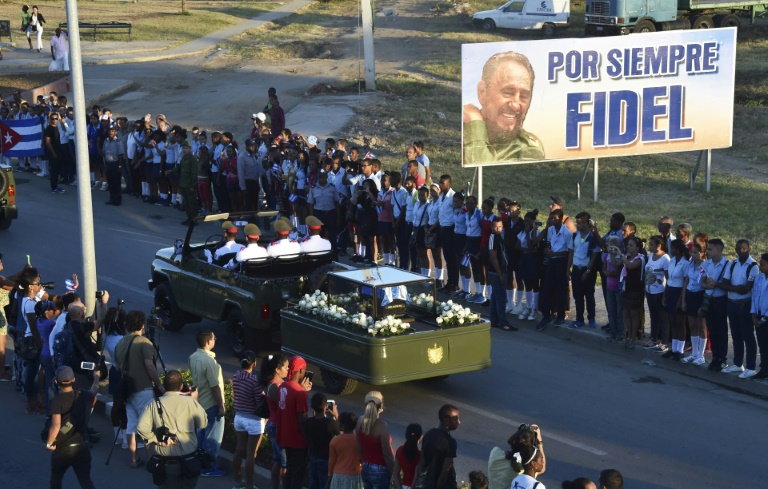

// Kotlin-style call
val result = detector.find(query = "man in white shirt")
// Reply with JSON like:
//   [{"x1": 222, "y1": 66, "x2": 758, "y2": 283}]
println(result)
[
  {"x1": 720, "y1": 239, "x2": 759, "y2": 378},
  {"x1": 567, "y1": 212, "x2": 601, "y2": 329},
  {"x1": 299, "y1": 216, "x2": 332, "y2": 253},
  {"x1": 211, "y1": 221, "x2": 243, "y2": 264},
  {"x1": 701, "y1": 238, "x2": 730, "y2": 372},
  {"x1": 437, "y1": 175, "x2": 457, "y2": 293},
  {"x1": 227, "y1": 224, "x2": 268, "y2": 269},
  {"x1": 533, "y1": 209, "x2": 573, "y2": 330},
  {"x1": 49, "y1": 27, "x2": 69, "y2": 71},
  {"x1": 750, "y1": 253, "x2": 768, "y2": 380},
  {"x1": 268, "y1": 220, "x2": 301, "y2": 257}
]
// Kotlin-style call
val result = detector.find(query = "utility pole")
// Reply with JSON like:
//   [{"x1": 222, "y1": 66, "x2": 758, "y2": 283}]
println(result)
[
  {"x1": 64, "y1": 0, "x2": 98, "y2": 314},
  {"x1": 361, "y1": 0, "x2": 376, "y2": 91}
]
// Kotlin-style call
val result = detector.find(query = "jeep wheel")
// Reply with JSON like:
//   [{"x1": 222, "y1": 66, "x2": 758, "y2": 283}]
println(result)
[
  {"x1": 227, "y1": 308, "x2": 255, "y2": 356},
  {"x1": 154, "y1": 282, "x2": 187, "y2": 332},
  {"x1": 306, "y1": 263, "x2": 346, "y2": 295},
  {"x1": 320, "y1": 368, "x2": 358, "y2": 395}
]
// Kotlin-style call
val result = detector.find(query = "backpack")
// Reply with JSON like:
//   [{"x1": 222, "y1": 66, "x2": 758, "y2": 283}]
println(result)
[
  {"x1": 52, "y1": 324, "x2": 76, "y2": 369},
  {"x1": 730, "y1": 260, "x2": 756, "y2": 284},
  {"x1": 254, "y1": 382, "x2": 270, "y2": 419}
]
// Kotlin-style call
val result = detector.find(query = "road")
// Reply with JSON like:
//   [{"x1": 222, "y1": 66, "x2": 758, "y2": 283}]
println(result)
[
  {"x1": 2, "y1": 144, "x2": 767, "y2": 489},
  {"x1": 2, "y1": 52, "x2": 767, "y2": 487}
]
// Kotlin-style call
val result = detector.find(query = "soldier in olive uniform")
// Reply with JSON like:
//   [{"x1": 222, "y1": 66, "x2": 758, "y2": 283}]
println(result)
[
  {"x1": 176, "y1": 141, "x2": 199, "y2": 226},
  {"x1": 463, "y1": 51, "x2": 545, "y2": 165}
]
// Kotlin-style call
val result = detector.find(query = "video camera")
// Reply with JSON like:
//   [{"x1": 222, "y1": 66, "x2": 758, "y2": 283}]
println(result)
[{"x1": 40, "y1": 281, "x2": 55, "y2": 289}]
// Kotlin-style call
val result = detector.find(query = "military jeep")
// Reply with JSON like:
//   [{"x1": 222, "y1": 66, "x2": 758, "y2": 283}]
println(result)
[
  {"x1": 0, "y1": 167, "x2": 18, "y2": 230},
  {"x1": 148, "y1": 211, "x2": 341, "y2": 355}
]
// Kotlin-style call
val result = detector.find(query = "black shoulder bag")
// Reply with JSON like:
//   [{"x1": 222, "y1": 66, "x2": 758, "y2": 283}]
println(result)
[{"x1": 41, "y1": 391, "x2": 80, "y2": 444}]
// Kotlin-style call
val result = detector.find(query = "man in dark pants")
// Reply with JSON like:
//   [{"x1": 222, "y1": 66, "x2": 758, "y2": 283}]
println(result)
[
  {"x1": 239, "y1": 139, "x2": 264, "y2": 212},
  {"x1": 568, "y1": 212, "x2": 601, "y2": 329},
  {"x1": 278, "y1": 356, "x2": 312, "y2": 489},
  {"x1": 750, "y1": 254, "x2": 768, "y2": 380},
  {"x1": 307, "y1": 170, "x2": 340, "y2": 249},
  {"x1": 102, "y1": 124, "x2": 125, "y2": 205},
  {"x1": 44, "y1": 112, "x2": 65, "y2": 194},
  {"x1": 417, "y1": 404, "x2": 460, "y2": 489},
  {"x1": 721, "y1": 240, "x2": 759, "y2": 378},
  {"x1": 534, "y1": 209, "x2": 573, "y2": 330},
  {"x1": 176, "y1": 141, "x2": 199, "y2": 226},
  {"x1": 392, "y1": 173, "x2": 412, "y2": 270},
  {"x1": 701, "y1": 239, "x2": 730, "y2": 371},
  {"x1": 437, "y1": 175, "x2": 458, "y2": 293},
  {"x1": 45, "y1": 366, "x2": 100, "y2": 489}
]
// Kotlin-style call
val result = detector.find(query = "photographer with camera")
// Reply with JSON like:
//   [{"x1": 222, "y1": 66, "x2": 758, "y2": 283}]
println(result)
[
  {"x1": 114, "y1": 310, "x2": 165, "y2": 469},
  {"x1": 67, "y1": 291, "x2": 110, "y2": 391},
  {"x1": 45, "y1": 365, "x2": 101, "y2": 489},
  {"x1": 137, "y1": 370, "x2": 208, "y2": 489}
]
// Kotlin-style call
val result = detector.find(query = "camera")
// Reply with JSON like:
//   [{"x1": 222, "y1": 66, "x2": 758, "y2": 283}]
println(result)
[
  {"x1": 305, "y1": 370, "x2": 314, "y2": 382},
  {"x1": 534, "y1": 220, "x2": 542, "y2": 227},
  {"x1": 40, "y1": 281, "x2": 55, "y2": 289},
  {"x1": 95, "y1": 290, "x2": 105, "y2": 299},
  {"x1": 154, "y1": 426, "x2": 176, "y2": 444},
  {"x1": 327, "y1": 399, "x2": 335, "y2": 409}
]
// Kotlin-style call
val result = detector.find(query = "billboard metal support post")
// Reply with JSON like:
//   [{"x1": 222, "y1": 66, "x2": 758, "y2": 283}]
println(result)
[
  {"x1": 361, "y1": 0, "x2": 376, "y2": 91},
  {"x1": 593, "y1": 157, "x2": 599, "y2": 202},
  {"x1": 690, "y1": 149, "x2": 712, "y2": 192},
  {"x1": 477, "y1": 166, "x2": 483, "y2": 204}
]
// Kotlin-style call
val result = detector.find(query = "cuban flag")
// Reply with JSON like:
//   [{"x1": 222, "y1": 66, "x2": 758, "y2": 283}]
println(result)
[
  {"x1": 0, "y1": 119, "x2": 44, "y2": 157},
  {"x1": 364, "y1": 151, "x2": 376, "y2": 159},
  {"x1": 461, "y1": 253, "x2": 472, "y2": 267},
  {"x1": 288, "y1": 193, "x2": 299, "y2": 203}
]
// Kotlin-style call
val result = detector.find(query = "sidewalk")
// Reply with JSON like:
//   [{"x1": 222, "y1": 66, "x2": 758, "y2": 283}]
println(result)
[{"x1": 0, "y1": 0, "x2": 315, "y2": 71}]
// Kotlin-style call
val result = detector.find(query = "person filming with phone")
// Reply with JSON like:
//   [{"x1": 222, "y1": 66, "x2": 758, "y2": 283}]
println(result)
[
  {"x1": 68, "y1": 291, "x2": 110, "y2": 391},
  {"x1": 278, "y1": 356, "x2": 313, "y2": 489}
]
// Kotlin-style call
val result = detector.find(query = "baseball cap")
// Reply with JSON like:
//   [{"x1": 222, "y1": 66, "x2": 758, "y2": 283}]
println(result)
[
  {"x1": 307, "y1": 135, "x2": 318, "y2": 146},
  {"x1": 100, "y1": 114, "x2": 109, "y2": 121},
  {"x1": 55, "y1": 366, "x2": 75, "y2": 383},
  {"x1": 550, "y1": 196, "x2": 565, "y2": 207},
  {"x1": 253, "y1": 112, "x2": 266, "y2": 123}
]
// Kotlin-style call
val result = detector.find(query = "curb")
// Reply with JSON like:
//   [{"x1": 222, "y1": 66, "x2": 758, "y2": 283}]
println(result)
[{"x1": 83, "y1": 79, "x2": 138, "y2": 108}]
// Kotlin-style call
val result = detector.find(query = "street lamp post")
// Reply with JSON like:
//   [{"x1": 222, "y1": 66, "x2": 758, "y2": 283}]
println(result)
[{"x1": 65, "y1": 0, "x2": 98, "y2": 313}]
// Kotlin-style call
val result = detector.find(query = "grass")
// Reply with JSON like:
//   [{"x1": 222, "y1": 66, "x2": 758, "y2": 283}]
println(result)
[{"x1": 0, "y1": 0, "x2": 276, "y2": 43}]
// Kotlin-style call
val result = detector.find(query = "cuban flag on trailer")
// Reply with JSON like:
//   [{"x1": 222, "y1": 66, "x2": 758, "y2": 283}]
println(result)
[{"x1": 0, "y1": 118, "x2": 44, "y2": 158}]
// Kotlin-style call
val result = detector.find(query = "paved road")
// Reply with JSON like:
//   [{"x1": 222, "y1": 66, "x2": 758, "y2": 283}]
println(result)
[{"x1": 2, "y1": 172, "x2": 767, "y2": 489}]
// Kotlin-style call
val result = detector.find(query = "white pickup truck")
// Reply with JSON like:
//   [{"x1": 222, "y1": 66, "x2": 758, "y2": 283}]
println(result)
[{"x1": 472, "y1": 0, "x2": 570, "y2": 36}]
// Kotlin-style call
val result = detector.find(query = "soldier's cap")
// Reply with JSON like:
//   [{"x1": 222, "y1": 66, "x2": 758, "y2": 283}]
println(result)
[
  {"x1": 244, "y1": 223, "x2": 261, "y2": 238},
  {"x1": 181, "y1": 140, "x2": 191, "y2": 148},
  {"x1": 55, "y1": 365, "x2": 75, "y2": 383},
  {"x1": 253, "y1": 112, "x2": 266, "y2": 123},
  {"x1": 274, "y1": 220, "x2": 291, "y2": 234},
  {"x1": 108, "y1": 123, "x2": 117, "y2": 131},
  {"x1": 550, "y1": 196, "x2": 565, "y2": 207},
  {"x1": 305, "y1": 216, "x2": 323, "y2": 229},
  {"x1": 279, "y1": 216, "x2": 296, "y2": 231},
  {"x1": 221, "y1": 220, "x2": 238, "y2": 234}
]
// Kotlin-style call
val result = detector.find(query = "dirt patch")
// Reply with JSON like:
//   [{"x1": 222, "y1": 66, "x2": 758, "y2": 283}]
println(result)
[{"x1": 0, "y1": 73, "x2": 67, "y2": 98}]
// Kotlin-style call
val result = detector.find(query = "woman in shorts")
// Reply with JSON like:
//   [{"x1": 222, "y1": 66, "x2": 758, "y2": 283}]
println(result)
[{"x1": 232, "y1": 350, "x2": 265, "y2": 489}]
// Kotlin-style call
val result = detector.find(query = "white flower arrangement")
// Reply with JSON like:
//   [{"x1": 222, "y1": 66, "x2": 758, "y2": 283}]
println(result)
[
  {"x1": 436, "y1": 300, "x2": 481, "y2": 327},
  {"x1": 412, "y1": 292, "x2": 435, "y2": 311},
  {"x1": 296, "y1": 291, "x2": 411, "y2": 337}
]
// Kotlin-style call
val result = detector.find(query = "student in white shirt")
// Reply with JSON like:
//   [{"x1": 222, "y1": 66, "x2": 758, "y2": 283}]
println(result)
[
  {"x1": 426, "y1": 183, "x2": 443, "y2": 282},
  {"x1": 412, "y1": 186, "x2": 431, "y2": 277},
  {"x1": 643, "y1": 236, "x2": 671, "y2": 350},
  {"x1": 720, "y1": 239, "x2": 759, "y2": 378},
  {"x1": 661, "y1": 239, "x2": 690, "y2": 361},
  {"x1": 533, "y1": 209, "x2": 573, "y2": 330}
]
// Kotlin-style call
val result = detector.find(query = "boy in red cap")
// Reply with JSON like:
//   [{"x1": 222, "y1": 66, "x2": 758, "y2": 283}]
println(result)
[{"x1": 278, "y1": 356, "x2": 313, "y2": 489}]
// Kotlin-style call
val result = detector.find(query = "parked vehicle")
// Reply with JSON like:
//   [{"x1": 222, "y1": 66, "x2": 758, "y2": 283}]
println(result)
[
  {"x1": 0, "y1": 168, "x2": 17, "y2": 230},
  {"x1": 585, "y1": 0, "x2": 763, "y2": 35},
  {"x1": 473, "y1": 0, "x2": 571, "y2": 36}
]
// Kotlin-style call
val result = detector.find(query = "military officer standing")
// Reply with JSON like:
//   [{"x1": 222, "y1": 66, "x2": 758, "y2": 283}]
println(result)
[
  {"x1": 299, "y1": 216, "x2": 332, "y2": 253},
  {"x1": 463, "y1": 51, "x2": 545, "y2": 165},
  {"x1": 307, "y1": 169, "x2": 340, "y2": 250},
  {"x1": 268, "y1": 220, "x2": 301, "y2": 257}
]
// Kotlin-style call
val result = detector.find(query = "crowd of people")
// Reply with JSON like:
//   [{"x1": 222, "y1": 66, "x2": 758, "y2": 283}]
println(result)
[{"x1": 6, "y1": 81, "x2": 768, "y2": 381}]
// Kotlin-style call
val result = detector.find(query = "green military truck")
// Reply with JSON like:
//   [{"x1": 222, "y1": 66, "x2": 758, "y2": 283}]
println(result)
[
  {"x1": 0, "y1": 168, "x2": 18, "y2": 230},
  {"x1": 150, "y1": 212, "x2": 492, "y2": 394}
]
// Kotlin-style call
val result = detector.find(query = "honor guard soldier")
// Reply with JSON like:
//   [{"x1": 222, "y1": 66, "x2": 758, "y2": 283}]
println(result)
[
  {"x1": 268, "y1": 220, "x2": 301, "y2": 257},
  {"x1": 209, "y1": 220, "x2": 243, "y2": 265},
  {"x1": 278, "y1": 216, "x2": 301, "y2": 241},
  {"x1": 226, "y1": 223, "x2": 267, "y2": 269},
  {"x1": 299, "y1": 216, "x2": 332, "y2": 253}
]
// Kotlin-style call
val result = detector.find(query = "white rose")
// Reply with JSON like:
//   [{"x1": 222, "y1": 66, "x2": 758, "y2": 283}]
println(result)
[
  {"x1": 436, "y1": 317, "x2": 443, "y2": 324},
  {"x1": 368, "y1": 328, "x2": 375, "y2": 335},
  {"x1": 459, "y1": 318, "x2": 464, "y2": 324},
  {"x1": 447, "y1": 300, "x2": 453, "y2": 305},
  {"x1": 390, "y1": 326, "x2": 397, "y2": 333},
  {"x1": 315, "y1": 289, "x2": 321, "y2": 295},
  {"x1": 374, "y1": 321, "x2": 382, "y2": 329},
  {"x1": 446, "y1": 312, "x2": 453, "y2": 319},
  {"x1": 299, "y1": 300, "x2": 307, "y2": 307},
  {"x1": 311, "y1": 300, "x2": 318, "y2": 307},
  {"x1": 464, "y1": 308, "x2": 471, "y2": 315}
]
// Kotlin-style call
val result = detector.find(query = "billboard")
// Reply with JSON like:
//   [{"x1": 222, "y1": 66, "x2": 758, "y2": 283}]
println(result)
[{"x1": 461, "y1": 28, "x2": 737, "y2": 167}]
